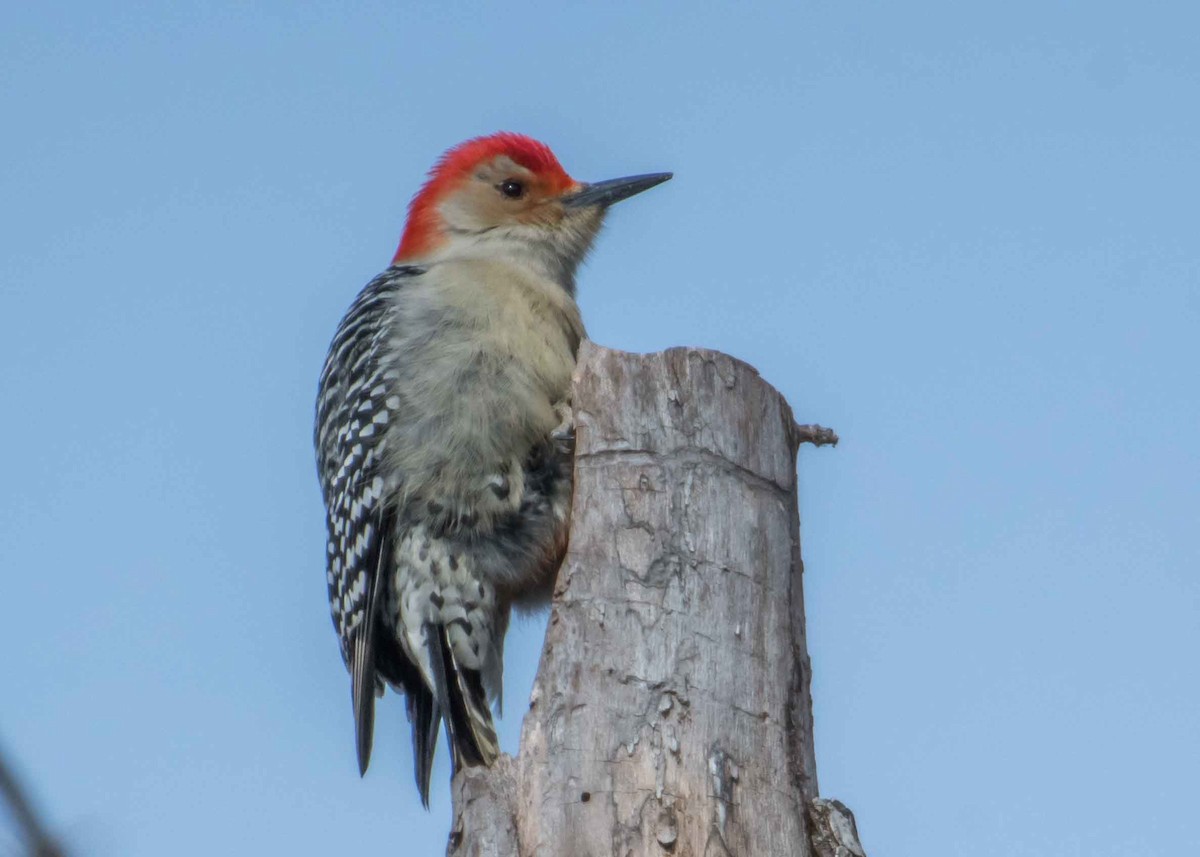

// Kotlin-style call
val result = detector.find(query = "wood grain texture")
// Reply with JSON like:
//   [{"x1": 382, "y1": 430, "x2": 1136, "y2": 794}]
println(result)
[{"x1": 449, "y1": 343, "x2": 849, "y2": 856}]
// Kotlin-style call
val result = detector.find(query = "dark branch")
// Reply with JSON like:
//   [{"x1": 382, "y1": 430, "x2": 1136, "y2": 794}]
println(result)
[{"x1": 0, "y1": 744, "x2": 65, "y2": 857}]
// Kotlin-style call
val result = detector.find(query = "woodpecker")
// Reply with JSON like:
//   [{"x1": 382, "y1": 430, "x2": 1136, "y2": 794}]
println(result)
[{"x1": 315, "y1": 133, "x2": 670, "y2": 803}]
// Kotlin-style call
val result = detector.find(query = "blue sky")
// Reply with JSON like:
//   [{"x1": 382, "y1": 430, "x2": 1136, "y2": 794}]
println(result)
[{"x1": 2, "y1": 2, "x2": 1198, "y2": 855}]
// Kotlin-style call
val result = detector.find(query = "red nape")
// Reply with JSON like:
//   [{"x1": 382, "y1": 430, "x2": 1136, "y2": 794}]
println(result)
[{"x1": 392, "y1": 133, "x2": 574, "y2": 263}]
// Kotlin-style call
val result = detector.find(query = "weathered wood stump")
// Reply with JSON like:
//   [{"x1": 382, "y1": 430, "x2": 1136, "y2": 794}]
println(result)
[{"x1": 448, "y1": 344, "x2": 859, "y2": 857}]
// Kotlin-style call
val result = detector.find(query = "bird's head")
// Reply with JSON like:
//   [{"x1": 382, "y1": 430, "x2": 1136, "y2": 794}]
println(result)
[{"x1": 393, "y1": 132, "x2": 671, "y2": 283}]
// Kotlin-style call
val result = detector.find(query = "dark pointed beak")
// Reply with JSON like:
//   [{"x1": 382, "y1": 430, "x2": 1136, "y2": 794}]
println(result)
[{"x1": 561, "y1": 172, "x2": 673, "y2": 209}]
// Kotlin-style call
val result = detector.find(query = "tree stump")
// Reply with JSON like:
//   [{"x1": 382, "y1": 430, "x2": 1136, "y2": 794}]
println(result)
[{"x1": 448, "y1": 344, "x2": 860, "y2": 857}]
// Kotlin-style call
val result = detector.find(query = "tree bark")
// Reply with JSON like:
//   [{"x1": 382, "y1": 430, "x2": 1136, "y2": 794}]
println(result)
[{"x1": 448, "y1": 344, "x2": 861, "y2": 857}]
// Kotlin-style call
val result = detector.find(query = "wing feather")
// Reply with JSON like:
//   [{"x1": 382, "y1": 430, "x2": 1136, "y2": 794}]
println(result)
[{"x1": 316, "y1": 267, "x2": 427, "y2": 777}]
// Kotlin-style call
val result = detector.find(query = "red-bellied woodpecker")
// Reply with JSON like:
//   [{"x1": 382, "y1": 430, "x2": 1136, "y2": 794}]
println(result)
[{"x1": 315, "y1": 133, "x2": 670, "y2": 803}]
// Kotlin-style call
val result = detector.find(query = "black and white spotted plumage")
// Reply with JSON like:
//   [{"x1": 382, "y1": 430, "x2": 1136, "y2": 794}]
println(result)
[
  {"x1": 315, "y1": 267, "x2": 430, "y2": 788},
  {"x1": 315, "y1": 264, "x2": 576, "y2": 804},
  {"x1": 316, "y1": 267, "x2": 417, "y2": 668}
]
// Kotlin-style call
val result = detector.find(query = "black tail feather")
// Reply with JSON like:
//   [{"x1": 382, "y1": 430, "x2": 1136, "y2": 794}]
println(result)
[
  {"x1": 350, "y1": 635, "x2": 376, "y2": 777},
  {"x1": 351, "y1": 505, "x2": 399, "y2": 777},
  {"x1": 406, "y1": 684, "x2": 440, "y2": 807},
  {"x1": 425, "y1": 624, "x2": 497, "y2": 774}
]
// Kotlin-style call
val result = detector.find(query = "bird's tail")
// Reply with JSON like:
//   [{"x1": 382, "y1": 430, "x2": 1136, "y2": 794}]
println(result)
[
  {"x1": 426, "y1": 623, "x2": 499, "y2": 771},
  {"x1": 406, "y1": 682, "x2": 441, "y2": 807}
]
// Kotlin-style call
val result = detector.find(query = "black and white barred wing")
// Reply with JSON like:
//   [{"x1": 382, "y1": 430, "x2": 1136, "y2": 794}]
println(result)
[{"x1": 314, "y1": 266, "x2": 421, "y2": 776}]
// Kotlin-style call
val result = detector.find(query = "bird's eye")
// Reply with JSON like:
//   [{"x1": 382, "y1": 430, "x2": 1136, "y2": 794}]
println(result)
[{"x1": 499, "y1": 180, "x2": 525, "y2": 199}]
